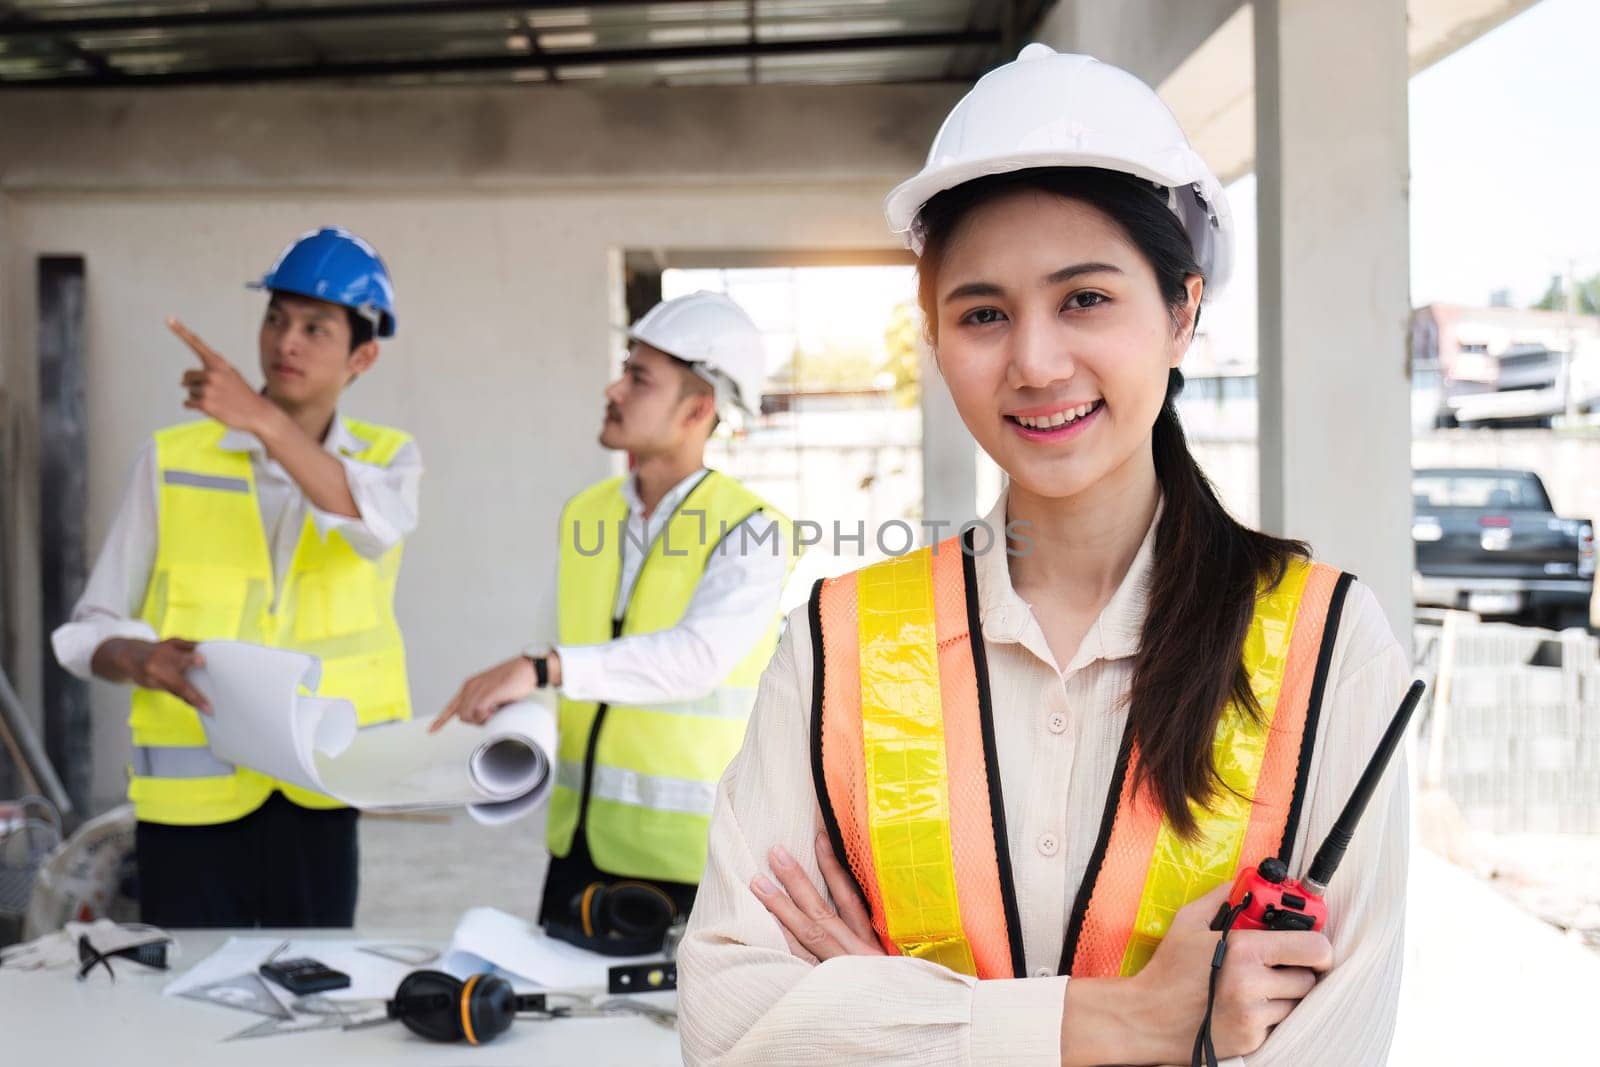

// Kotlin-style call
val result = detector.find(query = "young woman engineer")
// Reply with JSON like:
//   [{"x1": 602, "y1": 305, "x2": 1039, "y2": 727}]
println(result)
[{"x1": 677, "y1": 45, "x2": 1410, "y2": 1067}]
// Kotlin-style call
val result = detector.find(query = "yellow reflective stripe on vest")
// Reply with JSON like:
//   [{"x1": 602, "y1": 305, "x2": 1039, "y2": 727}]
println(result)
[
  {"x1": 1117, "y1": 558, "x2": 1313, "y2": 975},
  {"x1": 856, "y1": 550, "x2": 977, "y2": 976}
]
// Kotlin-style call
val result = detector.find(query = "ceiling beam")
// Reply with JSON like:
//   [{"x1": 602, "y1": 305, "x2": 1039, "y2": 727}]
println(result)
[
  {"x1": 2, "y1": 30, "x2": 998, "y2": 89},
  {"x1": 0, "y1": 0, "x2": 120, "y2": 79},
  {"x1": 0, "y1": 0, "x2": 814, "y2": 38}
]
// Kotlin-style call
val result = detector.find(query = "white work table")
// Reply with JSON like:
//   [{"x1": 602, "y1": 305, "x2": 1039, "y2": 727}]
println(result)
[{"x1": 0, "y1": 927, "x2": 684, "y2": 1066}]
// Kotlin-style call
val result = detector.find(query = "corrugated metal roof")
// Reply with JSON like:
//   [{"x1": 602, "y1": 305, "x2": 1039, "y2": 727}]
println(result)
[{"x1": 0, "y1": 0, "x2": 1047, "y2": 88}]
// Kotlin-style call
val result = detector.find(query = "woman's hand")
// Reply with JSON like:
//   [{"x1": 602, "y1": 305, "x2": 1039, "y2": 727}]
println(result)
[
  {"x1": 750, "y1": 831, "x2": 885, "y2": 964},
  {"x1": 1130, "y1": 883, "x2": 1333, "y2": 1063}
]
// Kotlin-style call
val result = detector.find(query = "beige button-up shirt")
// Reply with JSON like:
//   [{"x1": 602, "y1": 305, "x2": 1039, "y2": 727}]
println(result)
[{"x1": 679, "y1": 492, "x2": 1410, "y2": 1066}]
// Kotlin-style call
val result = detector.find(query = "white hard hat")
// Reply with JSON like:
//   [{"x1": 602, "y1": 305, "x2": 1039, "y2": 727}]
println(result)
[
  {"x1": 628, "y1": 291, "x2": 765, "y2": 420},
  {"x1": 884, "y1": 43, "x2": 1234, "y2": 302}
]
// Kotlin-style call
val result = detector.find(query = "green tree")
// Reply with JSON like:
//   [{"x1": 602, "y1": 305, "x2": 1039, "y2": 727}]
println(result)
[
  {"x1": 1532, "y1": 274, "x2": 1600, "y2": 316},
  {"x1": 769, "y1": 302, "x2": 923, "y2": 406},
  {"x1": 774, "y1": 342, "x2": 881, "y2": 391},
  {"x1": 882, "y1": 300, "x2": 923, "y2": 409}
]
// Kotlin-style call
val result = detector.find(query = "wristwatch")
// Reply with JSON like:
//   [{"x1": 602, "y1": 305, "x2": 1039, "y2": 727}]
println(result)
[{"x1": 527, "y1": 654, "x2": 550, "y2": 689}]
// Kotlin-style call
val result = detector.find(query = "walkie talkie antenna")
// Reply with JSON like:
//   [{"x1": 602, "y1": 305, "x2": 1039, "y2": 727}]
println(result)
[{"x1": 1302, "y1": 679, "x2": 1426, "y2": 896}]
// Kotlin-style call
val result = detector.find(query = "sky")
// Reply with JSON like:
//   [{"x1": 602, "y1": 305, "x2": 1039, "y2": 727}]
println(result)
[
  {"x1": 672, "y1": 0, "x2": 1599, "y2": 375},
  {"x1": 1407, "y1": 0, "x2": 1600, "y2": 309},
  {"x1": 1148, "y1": 0, "x2": 1600, "y2": 369}
]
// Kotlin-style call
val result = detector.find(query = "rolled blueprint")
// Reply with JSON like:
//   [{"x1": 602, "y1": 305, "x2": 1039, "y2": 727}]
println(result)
[{"x1": 188, "y1": 641, "x2": 554, "y2": 825}]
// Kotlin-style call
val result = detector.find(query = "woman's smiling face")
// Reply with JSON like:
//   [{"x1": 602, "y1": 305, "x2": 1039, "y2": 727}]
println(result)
[{"x1": 931, "y1": 186, "x2": 1200, "y2": 502}]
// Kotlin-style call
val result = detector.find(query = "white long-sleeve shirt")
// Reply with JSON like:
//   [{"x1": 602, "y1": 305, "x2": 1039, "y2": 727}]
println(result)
[
  {"x1": 528, "y1": 468, "x2": 792, "y2": 706},
  {"x1": 51, "y1": 415, "x2": 422, "y2": 677},
  {"x1": 678, "y1": 491, "x2": 1410, "y2": 1067}
]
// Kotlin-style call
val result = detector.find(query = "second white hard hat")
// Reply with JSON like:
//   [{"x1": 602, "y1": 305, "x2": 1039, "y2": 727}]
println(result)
[
  {"x1": 884, "y1": 43, "x2": 1234, "y2": 302},
  {"x1": 628, "y1": 291, "x2": 765, "y2": 419}
]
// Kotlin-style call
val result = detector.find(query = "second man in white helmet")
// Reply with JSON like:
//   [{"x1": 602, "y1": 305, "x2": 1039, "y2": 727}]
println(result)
[{"x1": 434, "y1": 290, "x2": 791, "y2": 951}]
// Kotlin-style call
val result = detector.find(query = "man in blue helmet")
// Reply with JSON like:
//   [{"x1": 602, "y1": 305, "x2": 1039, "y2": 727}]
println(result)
[{"x1": 51, "y1": 227, "x2": 421, "y2": 928}]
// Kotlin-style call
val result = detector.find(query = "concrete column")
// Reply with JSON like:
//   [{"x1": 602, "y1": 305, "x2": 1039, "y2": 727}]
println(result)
[
  {"x1": 0, "y1": 192, "x2": 10, "y2": 677},
  {"x1": 1254, "y1": 0, "x2": 1413, "y2": 639},
  {"x1": 38, "y1": 256, "x2": 92, "y2": 816},
  {"x1": 0, "y1": 193, "x2": 12, "y2": 799}
]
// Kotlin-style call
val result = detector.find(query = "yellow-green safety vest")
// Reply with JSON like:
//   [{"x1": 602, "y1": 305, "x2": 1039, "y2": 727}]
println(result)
[
  {"x1": 128, "y1": 418, "x2": 414, "y2": 825},
  {"x1": 547, "y1": 470, "x2": 791, "y2": 885}
]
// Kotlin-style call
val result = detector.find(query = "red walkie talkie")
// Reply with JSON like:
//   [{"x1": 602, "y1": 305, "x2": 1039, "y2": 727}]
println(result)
[
  {"x1": 1193, "y1": 679, "x2": 1425, "y2": 1067},
  {"x1": 1213, "y1": 678, "x2": 1425, "y2": 934}
]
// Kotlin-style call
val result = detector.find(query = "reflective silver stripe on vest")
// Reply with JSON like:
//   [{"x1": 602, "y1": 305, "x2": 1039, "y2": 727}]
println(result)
[
  {"x1": 557, "y1": 759, "x2": 582, "y2": 792},
  {"x1": 635, "y1": 687, "x2": 758, "y2": 720},
  {"x1": 555, "y1": 760, "x2": 715, "y2": 817},
  {"x1": 131, "y1": 745, "x2": 236, "y2": 778},
  {"x1": 163, "y1": 470, "x2": 250, "y2": 493}
]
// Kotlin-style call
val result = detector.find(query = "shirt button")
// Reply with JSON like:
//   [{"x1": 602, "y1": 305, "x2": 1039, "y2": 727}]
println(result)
[
  {"x1": 1047, "y1": 712, "x2": 1067, "y2": 734},
  {"x1": 1037, "y1": 833, "x2": 1059, "y2": 857},
  {"x1": 1033, "y1": 966, "x2": 1054, "y2": 979}
]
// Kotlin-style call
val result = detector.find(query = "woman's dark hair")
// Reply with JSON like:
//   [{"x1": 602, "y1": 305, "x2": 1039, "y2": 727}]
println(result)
[{"x1": 915, "y1": 167, "x2": 1308, "y2": 837}]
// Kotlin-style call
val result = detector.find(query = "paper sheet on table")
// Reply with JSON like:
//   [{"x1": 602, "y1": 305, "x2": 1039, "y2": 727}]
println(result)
[
  {"x1": 440, "y1": 907, "x2": 659, "y2": 991},
  {"x1": 163, "y1": 936, "x2": 425, "y2": 1002},
  {"x1": 190, "y1": 641, "x2": 555, "y2": 824}
]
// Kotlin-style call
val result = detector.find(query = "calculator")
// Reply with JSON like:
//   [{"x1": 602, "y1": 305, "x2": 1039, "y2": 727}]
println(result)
[{"x1": 258, "y1": 957, "x2": 352, "y2": 994}]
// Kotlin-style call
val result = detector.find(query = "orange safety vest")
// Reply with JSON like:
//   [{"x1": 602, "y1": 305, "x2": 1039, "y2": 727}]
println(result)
[{"x1": 811, "y1": 531, "x2": 1350, "y2": 980}]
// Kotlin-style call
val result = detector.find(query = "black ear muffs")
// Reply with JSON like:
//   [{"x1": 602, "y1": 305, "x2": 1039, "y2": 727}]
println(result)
[
  {"x1": 546, "y1": 880, "x2": 678, "y2": 957},
  {"x1": 386, "y1": 969, "x2": 546, "y2": 1045}
]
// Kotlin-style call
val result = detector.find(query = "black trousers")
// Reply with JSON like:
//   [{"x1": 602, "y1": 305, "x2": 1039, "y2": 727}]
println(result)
[
  {"x1": 135, "y1": 791, "x2": 359, "y2": 928},
  {"x1": 537, "y1": 829, "x2": 698, "y2": 930}
]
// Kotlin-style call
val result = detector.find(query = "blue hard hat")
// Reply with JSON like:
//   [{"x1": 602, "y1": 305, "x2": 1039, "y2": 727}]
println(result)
[{"x1": 249, "y1": 226, "x2": 398, "y2": 338}]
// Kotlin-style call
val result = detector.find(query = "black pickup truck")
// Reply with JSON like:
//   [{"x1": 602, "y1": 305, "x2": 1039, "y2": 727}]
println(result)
[{"x1": 1412, "y1": 467, "x2": 1596, "y2": 630}]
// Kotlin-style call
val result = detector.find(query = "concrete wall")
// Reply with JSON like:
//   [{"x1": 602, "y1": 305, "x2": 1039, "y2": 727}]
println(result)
[
  {"x1": 0, "y1": 82, "x2": 955, "y2": 192},
  {"x1": 0, "y1": 82, "x2": 959, "y2": 811}
]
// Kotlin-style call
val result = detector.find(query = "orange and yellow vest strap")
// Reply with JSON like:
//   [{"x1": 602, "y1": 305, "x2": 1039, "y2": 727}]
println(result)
[
  {"x1": 810, "y1": 531, "x2": 1025, "y2": 980},
  {"x1": 1061, "y1": 557, "x2": 1351, "y2": 978},
  {"x1": 812, "y1": 531, "x2": 1352, "y2": 981}
]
